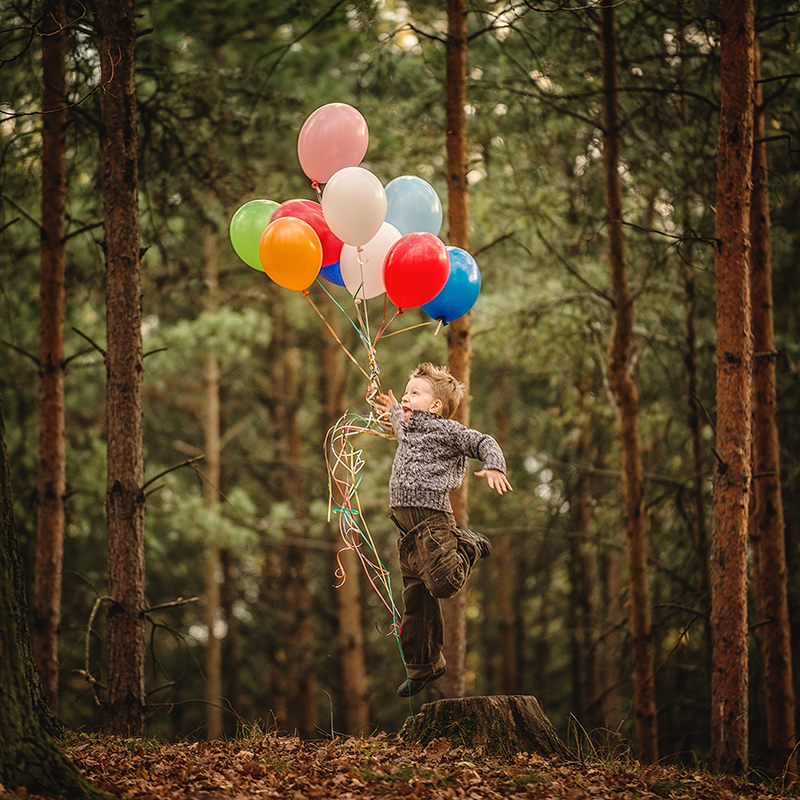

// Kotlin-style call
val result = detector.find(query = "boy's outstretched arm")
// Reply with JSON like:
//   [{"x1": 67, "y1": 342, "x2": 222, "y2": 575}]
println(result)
[{"x1": 475, "y1": 468, "x2": 513, "y2": 495}]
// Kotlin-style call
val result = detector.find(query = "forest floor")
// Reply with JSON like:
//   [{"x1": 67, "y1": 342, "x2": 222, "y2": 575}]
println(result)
[{"x1": 7, "y1": 730, "x2": 798, "y2": 800}]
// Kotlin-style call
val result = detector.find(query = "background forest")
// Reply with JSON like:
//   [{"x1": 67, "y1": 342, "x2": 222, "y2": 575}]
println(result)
[{"x1": 1, "y1": 0, "x2": 799, "y2": 774}]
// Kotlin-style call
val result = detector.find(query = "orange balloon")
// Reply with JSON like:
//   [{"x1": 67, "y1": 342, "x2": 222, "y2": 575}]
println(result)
[{"x1": 259, "y1": 217, "x2": 322, "y2": 291}]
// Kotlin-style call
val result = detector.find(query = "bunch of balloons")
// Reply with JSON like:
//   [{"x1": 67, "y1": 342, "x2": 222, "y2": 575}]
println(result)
[{"x1": 228, "y1": 102, "x2": 482, "y2": 324}]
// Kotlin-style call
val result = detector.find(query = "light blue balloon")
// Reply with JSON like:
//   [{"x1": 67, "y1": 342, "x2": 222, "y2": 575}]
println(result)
[
  {"x1": 421, "y1": 247, "x2": 481, "y2": 324},
  {"x1": 385, "y1": 175, "x2": 443, "y2": 236}
]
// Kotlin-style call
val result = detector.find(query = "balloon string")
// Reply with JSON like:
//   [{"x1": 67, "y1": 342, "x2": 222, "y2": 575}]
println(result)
[
  {"x1": 311, "y1": 282, "x2": 407, "y2": 656},
  {"x1": 380, "y1": 319, "x2": 435, "y2": 339},
  {"x1": 304, "y1": 291, "x2": 370, "y2": 381},
  {"x1": 325, "y1": 405, "x2": 402, "y2": 634},
  {"x1": 354, "y1": 246, "x2": 373, "y2": 345},
  {"x1": 372, "y1": 307, "x2": 402, "y2": 345}
]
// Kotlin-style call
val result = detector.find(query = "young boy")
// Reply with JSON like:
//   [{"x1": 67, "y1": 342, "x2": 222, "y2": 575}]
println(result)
[{"x1": 377, "y1": 363, "x2": 512, "y2": 697}]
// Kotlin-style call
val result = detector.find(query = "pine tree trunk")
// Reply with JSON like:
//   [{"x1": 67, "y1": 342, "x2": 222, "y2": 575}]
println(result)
[
  {"x1": 601, "y1": 545, "x2": 624, "y2": 733},
  {"x1": 203, "y1": 229, "x2": 223, "y2": 740},
  {"x1": 321, "y1": 295, "x2": 370, "y2": 734},
  {"x1": 677, "y1": 16, "x2": 710, "y2": 609},
  {"x1": 2, "y1": 397, "x2": 112, "y2": 798},
  {"x1": 99, "y1": 0, "x2": 146, "y2": 738},
  {"x1": 710, "y1": 0, "x2": 755, "y2": 775},
  {"x1": 748, "y1": 38, "x2": 796, "y2": 779},
  {"x1": 568, "y1": 401, "x2": 599, "y2": 730},
  {"x1": 34, "y1": 0, "x2": 67, "y2": 712},
  {"x1": 443, "y1": 0, "x2": 471, "y2": 700},
  {"x1": 682, "y1": 239, "x2": 710, "y2": 599},
  {"x1": 600, "y1": 0, "x2": 658, "y2": 763},
  {"x1": 267, "y1": 307, "x2": 318, "y2": 737},
  {"x1": 495, "y1": 533, "x2": 520, "y2": 693},
  {"x1": 220, "y1": 547, "x2": 241, "y2": 736},
  {"x1": 399, "y1": 696, "x2": 570, "y2": 759},
  {"x1": 491, "y1": 371, "x2": 521, "y2": 694}
]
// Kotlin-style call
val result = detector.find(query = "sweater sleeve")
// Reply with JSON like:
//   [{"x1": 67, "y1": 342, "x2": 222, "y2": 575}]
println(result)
[
  {"x1": 388, "y1": 403, "x2": 406, "y2": 442},
  {"x1": 456, "y1": 425, "x2": 507, "y2": 473}
]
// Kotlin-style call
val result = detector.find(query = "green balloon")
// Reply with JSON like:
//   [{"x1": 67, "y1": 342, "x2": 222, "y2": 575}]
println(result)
[{"x1": 229, "y1": 199, "x2": 280, "y2": 270}]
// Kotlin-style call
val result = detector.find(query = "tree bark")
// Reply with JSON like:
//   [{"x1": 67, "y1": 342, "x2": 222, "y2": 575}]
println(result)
[
  {"x1": 491, "y1": 370, "x2": 521, "y2": 694},
  {"x1": 442, "y1": 0, "x2": 471, "y2": 700},
  {"x1": 321, "y1": 293, "x2": 370, "y2": 734},
  {"x1": 2, "y1": 395, "x2": 112, "y2": 798},
  {"x1": 399, "y1": 696, "x2": 570, "y2": 759},
  {"x1": 267, "y1": 306, "x2": 318, "y2": 737},
  {"x1": 568, "y1": 400, "x2": 599, "y2": 731},
  {"x1": 220, "y1": 547, "x2": 241, "y2": 736},
  {"x1": 748, "y1": 38, "x2": 796, "y2": 779},
  {"x1": 600, "y1": 0, "x2": 658, "y2": 763},
  {"x1": 34, "y1": 0, "x2": 67, "y2": 713},
  {"x1": 710, "y1": 0, "x2": 755, "y2": 775},
  {"x1": 99, "y1": 0, "x2": 147, "y2": 737},
  {"x1": 600, "y1": 545, "x2": 624, "y2": 732},
  {"x1": 202, "y1": 229, "x2": 223, "y2": 740},
  {"x1": 677, "y1": 21, "x2": 710, "y2": 609}
]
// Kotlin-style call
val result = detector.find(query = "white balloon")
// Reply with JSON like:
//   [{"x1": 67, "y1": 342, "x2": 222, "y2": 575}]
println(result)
[
  {"x1": 322, "y1": 166, "x2": 387, "y2": 247},
  {"x1": 340, "y1": 222, "x2": 401, "y2": 300}
]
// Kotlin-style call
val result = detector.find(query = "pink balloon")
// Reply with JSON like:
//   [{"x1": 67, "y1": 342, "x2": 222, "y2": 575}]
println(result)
[
  {"x1": 297, "y1": 103, "x2": 369, "y2": 184},
  {"x1": 383, "y1": 233, "x2": 449, "y2": 310},
  {"x1": 271, "y1": 199, "x2": 343, "y2": 267}
]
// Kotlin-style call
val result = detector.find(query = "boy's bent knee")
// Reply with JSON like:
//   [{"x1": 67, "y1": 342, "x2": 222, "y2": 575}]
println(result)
[{"x1": 426, "y1": 551, "x2": 468, "y2": 597}]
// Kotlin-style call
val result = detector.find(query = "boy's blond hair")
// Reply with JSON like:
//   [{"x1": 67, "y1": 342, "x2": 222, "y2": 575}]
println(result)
[{"x1": 411, "y1": 362, "x2": 465, "y2": 419}]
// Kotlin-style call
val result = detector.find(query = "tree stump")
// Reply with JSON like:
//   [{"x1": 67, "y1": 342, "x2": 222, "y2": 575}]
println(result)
[{"x1": 398, "y1": 695, "x2": 570, "y2": 758}]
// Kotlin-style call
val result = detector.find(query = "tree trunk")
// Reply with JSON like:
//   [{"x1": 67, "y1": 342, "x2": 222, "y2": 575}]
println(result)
[
  {"x1": 568, "y1": 400, "x2": 600, "y2": 731},
  {"x1": 321, "y1": 293, "x2": 370, "y2": 734},
  {"x1": 748, "y1": 38, "x2": 796, "y2": 779},
  {"x1": 99, "y1": 0, "x2": 147, "y2": 738},
  {"x1": 443, "y1": 0, "x2": 471, "y2": 700},
  {"x1": 600, "y1": 545, "x2": 624, "y2": 733},
  {"x1": 675, "y1": 10, "x2": 711, "y2": 611},
  {"x1": 202, "y1": 229, "x2": 223, "y2": 740},
  {"x1": 2, "y1": 395, "x2": 112, "y2": 799},
  {"x1": 600, "y1": 0, "x2": 658, "y2": 763},
  {"x1": 491, "y1": 370, "x2": 521, "y2": 695},
  {"x1": 710, "y1": 0, "x2": 755, "y2": 775},
  {"x1": 34, "y1": 0, "x2": 67, "y2": 713},
  {"x1": 283, "y1": 538, "x2": 317, "y2": 737},
  {"x1": 219, "y1": 548, "x2": 241, "y2": 736},
  {"x1": 399, "y1": 696, "x2": 570, "y2": 759},
  {"x1": 267, "y1": 307, "x2": 318, "y2": 737},
  {"x1": 682, "y1": 231, "x2": 710, "y2": 602}
]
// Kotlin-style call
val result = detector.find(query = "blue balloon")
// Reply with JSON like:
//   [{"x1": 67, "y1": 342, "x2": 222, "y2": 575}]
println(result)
[
  {"x1": 385, "y1": 175, "x2": 443, "y2": 236},
  {"x1": 318, "y1": 260, "x2": 345, "y2": 287},
  {"x1": 421, "y1": 247, "x2": 481, "y2": 324}
]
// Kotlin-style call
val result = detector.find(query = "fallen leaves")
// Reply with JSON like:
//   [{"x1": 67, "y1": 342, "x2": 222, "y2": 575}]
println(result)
[{"x1": 5, "y1": 731, "x2": 796, "y2": 800}]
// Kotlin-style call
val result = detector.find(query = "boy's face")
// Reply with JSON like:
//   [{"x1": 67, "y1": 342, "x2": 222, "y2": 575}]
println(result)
[{"x1": 401, "y1": 377, "x2": 442, "y2": 421}]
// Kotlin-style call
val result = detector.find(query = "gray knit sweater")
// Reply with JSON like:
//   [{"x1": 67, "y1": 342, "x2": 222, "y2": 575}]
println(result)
[{"x1": 387, "y1": 405, "x2": 507, "y2": 513}]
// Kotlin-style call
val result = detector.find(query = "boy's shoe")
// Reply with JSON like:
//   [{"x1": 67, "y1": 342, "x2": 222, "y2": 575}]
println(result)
[
  {"x1": 457, "y1": 526, "x2": 492, "y2": 559},
  {"x1": 397, "y1": 667, "x2": 446, "y2": 698}
]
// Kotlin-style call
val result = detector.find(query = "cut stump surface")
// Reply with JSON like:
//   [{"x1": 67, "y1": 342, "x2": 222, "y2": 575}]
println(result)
[{"x1": 399, "y1": 695, "x2": 570, "y2": 758}]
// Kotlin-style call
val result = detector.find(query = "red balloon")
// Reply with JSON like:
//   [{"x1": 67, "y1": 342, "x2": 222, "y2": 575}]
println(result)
[
  {"x1": 383, "y1": 232, "x2": 449, "y2": 309},
  {"x1": 271, "y1": 199, "x2": 343, "y2": 267}
]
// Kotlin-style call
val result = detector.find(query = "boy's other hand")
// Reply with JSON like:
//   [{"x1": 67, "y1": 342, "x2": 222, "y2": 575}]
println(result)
[{"x1": 475, "y1": 468, "x2": 513, "y2": 495}]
